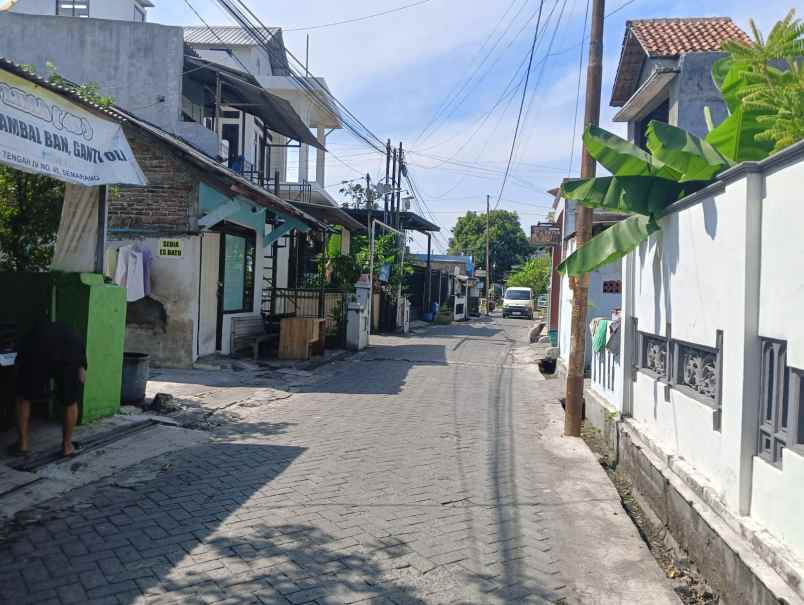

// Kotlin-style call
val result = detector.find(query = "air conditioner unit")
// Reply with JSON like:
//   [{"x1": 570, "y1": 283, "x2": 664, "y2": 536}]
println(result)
[{"x1": 218, "y1": 138, "x2": 230, "y2": 164}]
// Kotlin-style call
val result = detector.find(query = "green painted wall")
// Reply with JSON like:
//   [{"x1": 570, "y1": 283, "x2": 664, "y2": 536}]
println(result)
[
  {"x1": 0, "y1": 272, "x2": 126, "y2": 424},
  {"x1": 53, "y1": 273, "x2": 126, "y2": 423}
]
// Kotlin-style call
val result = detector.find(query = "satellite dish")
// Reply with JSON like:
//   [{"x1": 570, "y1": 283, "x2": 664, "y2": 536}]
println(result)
[{"x1": 0, "y1": 0, "x2": 18, "y2": 10}]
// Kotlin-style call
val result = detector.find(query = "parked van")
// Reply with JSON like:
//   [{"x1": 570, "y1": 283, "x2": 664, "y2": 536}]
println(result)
[{"x1": 502, "y1": 287, "x2": 534, "y2": 320}]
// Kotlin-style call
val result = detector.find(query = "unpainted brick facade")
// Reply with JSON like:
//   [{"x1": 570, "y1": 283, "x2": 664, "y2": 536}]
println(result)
[{"x1": 108, "y1": 125, "x2": 201, "y2": 235}]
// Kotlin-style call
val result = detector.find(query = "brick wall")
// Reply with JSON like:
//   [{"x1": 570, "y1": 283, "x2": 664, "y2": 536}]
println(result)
[{"x1": 108, "y1": 125, "x2": 199, "y2": 235}]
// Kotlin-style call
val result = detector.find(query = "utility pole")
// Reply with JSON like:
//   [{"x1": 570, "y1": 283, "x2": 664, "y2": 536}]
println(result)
[
  {"x1": 396, "y1": 142, "x2": 404, "y2": 230},
  {"x1": 384, "y1": 139, "x2": 391, "y2": 225},
  {"x1": 391, "y1": 147, "x2": 398, "y2": 227},
  {"x1": 486, "y1": 194, "x2": 491, "y2": 313},
  {"x1": 366, "y1": 173, "x2": 373, "y2": 233},
  {"x1": 565, "y1": 0, "x2": 605, "y2": 437}
]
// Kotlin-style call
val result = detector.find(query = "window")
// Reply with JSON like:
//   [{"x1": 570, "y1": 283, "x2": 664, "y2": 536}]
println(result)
[
  {"x1": 221, "y1": 232, "x2": 256, "y2": 314},
  {"x1": 56, "y1": 0, "x2": 90, "y2": 17},
  {"x1": 634, "y1": 99, "x2": 669, "y2": 150},
  {"x1": 758, "y1": 339, "x2": 804, "y2": 467},
  {"x1": 603, "y1": 280, "x2": 622, "y2": 294}
]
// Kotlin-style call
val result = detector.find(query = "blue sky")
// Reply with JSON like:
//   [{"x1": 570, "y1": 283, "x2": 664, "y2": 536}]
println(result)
[{"x1": 150, "y1": 0, "x2": 795, "y2": 253}]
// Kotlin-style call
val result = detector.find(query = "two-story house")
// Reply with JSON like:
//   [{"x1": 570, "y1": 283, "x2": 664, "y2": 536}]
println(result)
[
  {"x1": 553, "y1": 17, "x2": 750, "y2": 374},
  {"x1": 0, "y1": 3, "x2": 361, "y2": 364},
  {"x1": 183, "y1": 26, "x2": 341, "y2": 209}
]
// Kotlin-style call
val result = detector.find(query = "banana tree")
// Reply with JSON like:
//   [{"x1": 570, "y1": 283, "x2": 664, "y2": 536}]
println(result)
[{"x1": 558, "y1": 55, "x2": 778, "y2": 277}]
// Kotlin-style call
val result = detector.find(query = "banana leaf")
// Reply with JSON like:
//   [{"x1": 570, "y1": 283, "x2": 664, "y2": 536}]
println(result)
[
  {"x1": 706, "y1": 105, "x2": 776, "y2": 162},
  {"x1": 705, "y1": 59, "x2": 776, "y2": 162},
  {"x1": 646, "y1": 121, "x2": 733, "y2": 181},
  {"x1": 561, "y1": 175, "x2": 705, "y2": 217},
  {"x1": 583, "y1": 126, "x2": 681, "y2": 180},
  {"x1": 558, "y1": 214, "x2": 660, "y2": 276}
]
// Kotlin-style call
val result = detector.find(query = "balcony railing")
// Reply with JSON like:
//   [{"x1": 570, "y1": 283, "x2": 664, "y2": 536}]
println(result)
[{"x1": 230, "y1": 162, "x2": 313, "y2": 204}]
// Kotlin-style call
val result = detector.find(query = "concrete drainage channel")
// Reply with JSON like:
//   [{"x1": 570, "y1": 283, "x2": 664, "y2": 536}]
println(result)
[
  {"x1": 8, "y1": 419, "x2": 166, "y2": 474},
  {"x1": 582, "y1": 423, "x2": 719, "y2": 604}
]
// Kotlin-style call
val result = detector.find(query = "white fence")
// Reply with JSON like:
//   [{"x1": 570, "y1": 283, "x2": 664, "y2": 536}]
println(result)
[{"x1": 614, "y1": 141, "x2": 804, "y2": 571}]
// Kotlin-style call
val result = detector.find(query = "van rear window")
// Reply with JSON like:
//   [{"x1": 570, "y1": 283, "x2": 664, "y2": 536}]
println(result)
[{"x1": 505, "y1": 290, "x2": 530, "y2": 300}]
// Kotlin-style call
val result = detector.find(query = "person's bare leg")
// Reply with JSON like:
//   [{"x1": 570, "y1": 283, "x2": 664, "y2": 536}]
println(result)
[
  {"x1": 62, "y1": 403, "x2": 78, "y2": 456},
  {"x1": 16, "y1": 398, "x2": 31, "y2": 452}
]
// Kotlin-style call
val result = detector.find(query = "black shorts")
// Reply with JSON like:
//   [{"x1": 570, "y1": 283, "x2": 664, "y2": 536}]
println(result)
[{"x1": 15, "y1": 355, "x2": 82, "y2": 404}]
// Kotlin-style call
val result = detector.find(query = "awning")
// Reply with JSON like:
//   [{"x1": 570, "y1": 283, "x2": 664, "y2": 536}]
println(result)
[
  {"x1": 344, "y1": 209, "x2": 441, "y2": 233},
  {"x1": 184, "y1": 56, "x2": 324, "y2": 151},
  {"x1": 290, "y1": 200, "x2": 365, "y2": 232},
  {"x1": 613, "y1": 68, "x2": 678, "y2": 123}
]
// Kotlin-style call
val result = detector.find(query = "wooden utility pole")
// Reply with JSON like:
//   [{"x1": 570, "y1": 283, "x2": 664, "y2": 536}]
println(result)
[
  {"x1": 565, "y1": 0, "x2": 605, "y2": 437},
  {"x1": 486, "y1": 194, "x2": 491, "y2": 312}
]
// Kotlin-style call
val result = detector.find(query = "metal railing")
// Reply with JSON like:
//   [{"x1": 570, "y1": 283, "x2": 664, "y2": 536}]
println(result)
[
  {"x1": 231, "y1": 165, "x2": 313, "y2": 204},
  {"x1": 262, "y1": 287, "x2": 346, "y2": 336}
]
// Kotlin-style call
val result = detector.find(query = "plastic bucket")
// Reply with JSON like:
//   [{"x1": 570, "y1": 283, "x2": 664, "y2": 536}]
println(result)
[
  {"x1": 121, "y1": 352, "x2": 150, "y2": 404},
  {"x1": 548, "y1": 329, "x2": 558, "y2": 347}
]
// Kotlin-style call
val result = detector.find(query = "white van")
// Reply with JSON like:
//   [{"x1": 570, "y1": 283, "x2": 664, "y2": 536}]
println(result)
[{"x1": 502, "y1": 287, "x2": 534, "y2": 320}]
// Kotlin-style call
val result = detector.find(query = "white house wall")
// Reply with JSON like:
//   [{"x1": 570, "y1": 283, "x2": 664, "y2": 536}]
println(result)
[
  {"x1": 630, "y1": 178, "x2": 754, "y2": 511},
  {"x1": 108, "y1": 235, "x2": 201, "y2": 368},
  {"x1": 558, "y1": 236, "x2": 622, "y2": 368},
  {"x1": 198, "y1": 232, "x2": 220, "y2": 358},
  {"x1": 749, "y1": 157, "x2": 804, "y2": 563},
  {"x1": 617, "y1": 149, "x2": 804, "y2": 568}
]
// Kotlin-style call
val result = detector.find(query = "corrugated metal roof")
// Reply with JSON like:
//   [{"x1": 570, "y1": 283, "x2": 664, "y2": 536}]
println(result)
[
  {"x1": 184, "y1": 26, "x2": 290, "y2": 75},
  {"x1": 184, "y1": 26, "x2": 280, "y2": 47}
]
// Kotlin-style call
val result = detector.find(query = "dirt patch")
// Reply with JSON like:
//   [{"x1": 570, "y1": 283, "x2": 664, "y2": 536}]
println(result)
[{"x1": 581, "y1": 423, "x2": 719, "y2": 605}]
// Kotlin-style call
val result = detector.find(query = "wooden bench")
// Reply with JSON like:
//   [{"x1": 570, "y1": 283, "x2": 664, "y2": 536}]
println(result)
[{"x1": 278, "y1": 318, "x2": 327, "y2": 360}]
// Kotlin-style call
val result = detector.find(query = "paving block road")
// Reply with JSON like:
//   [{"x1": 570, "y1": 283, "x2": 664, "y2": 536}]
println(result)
[{"x1": 0, "y1": 317, "x2": 680, "y2": 604}]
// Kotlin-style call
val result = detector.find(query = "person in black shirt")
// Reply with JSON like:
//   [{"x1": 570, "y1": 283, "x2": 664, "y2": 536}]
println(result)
[{"x1": 12, "y1": 320, "x2": 87, "y2": 457}]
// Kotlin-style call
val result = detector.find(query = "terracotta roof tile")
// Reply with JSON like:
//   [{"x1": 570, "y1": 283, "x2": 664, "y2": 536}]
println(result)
[{"x1": 628, "y1": 17, "x2": 751, "y2": 57}]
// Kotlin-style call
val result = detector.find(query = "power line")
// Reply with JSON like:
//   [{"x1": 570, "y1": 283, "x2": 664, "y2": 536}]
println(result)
[
  {"x1": 494, "y1": 0, "x2": 546, "y2": 211},
  {"x1": 568, "y1": 0, "x2": 591, "y2": 177},
  {"x1": 218, "y1": 0, "x2": 387, "y2": 154},
  {"x1": 284, "y1": 0, "x2": 434, "y2": 32}
]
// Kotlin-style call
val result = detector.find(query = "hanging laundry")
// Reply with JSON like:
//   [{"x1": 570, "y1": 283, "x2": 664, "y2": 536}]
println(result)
[
  {"x1": 132, "y1": 243, "x2": 154, "y2": 297},
  {"x1": 606, "y1": 317, "x2": 622, "y2": 353},
  {"x1": 592, "y1": 319, "x2": 610, "y2": 352},
  {"x1": 114, "y1": 245, "x2": 147, "y2": 302}
]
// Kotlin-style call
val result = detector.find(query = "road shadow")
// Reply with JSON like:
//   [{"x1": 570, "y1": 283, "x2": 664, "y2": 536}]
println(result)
[
  {"x1": 0, "y1": 443, "x2": 429, "y2": 604},
  {"x1": 298, "y1": 343, "x2": 449, "y2": 396}
]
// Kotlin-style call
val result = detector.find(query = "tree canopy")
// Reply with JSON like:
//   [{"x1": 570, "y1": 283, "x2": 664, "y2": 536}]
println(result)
[
  {"x1": 448, "y1": 210, "x2": 531, "y2": 277},
  {"x1": 506, "y1": 255, "x2": 551, "y2": 295},
  {"x1": 0, "y1": 167, "x2": 64, "y2": 272}
]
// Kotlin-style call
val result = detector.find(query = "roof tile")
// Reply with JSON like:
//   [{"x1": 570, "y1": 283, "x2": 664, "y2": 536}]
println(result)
[{"x1": 628, "y1": 17, "x2": 750, "y2": 57}]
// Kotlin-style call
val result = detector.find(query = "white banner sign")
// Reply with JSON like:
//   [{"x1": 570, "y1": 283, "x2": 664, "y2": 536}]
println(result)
[{"x1": 0, "y1": 68, "x2": 146, "y2": 186}]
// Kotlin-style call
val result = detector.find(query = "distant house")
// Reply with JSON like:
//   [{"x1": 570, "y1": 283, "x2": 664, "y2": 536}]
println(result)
[{"x1": 553, "y1": 17, "x2": 750, "y2": 370}]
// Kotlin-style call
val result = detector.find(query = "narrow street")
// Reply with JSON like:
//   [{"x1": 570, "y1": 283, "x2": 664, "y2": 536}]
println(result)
[{"x1": 0, "y1": 318, "x2": 678, "y2": 605}]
